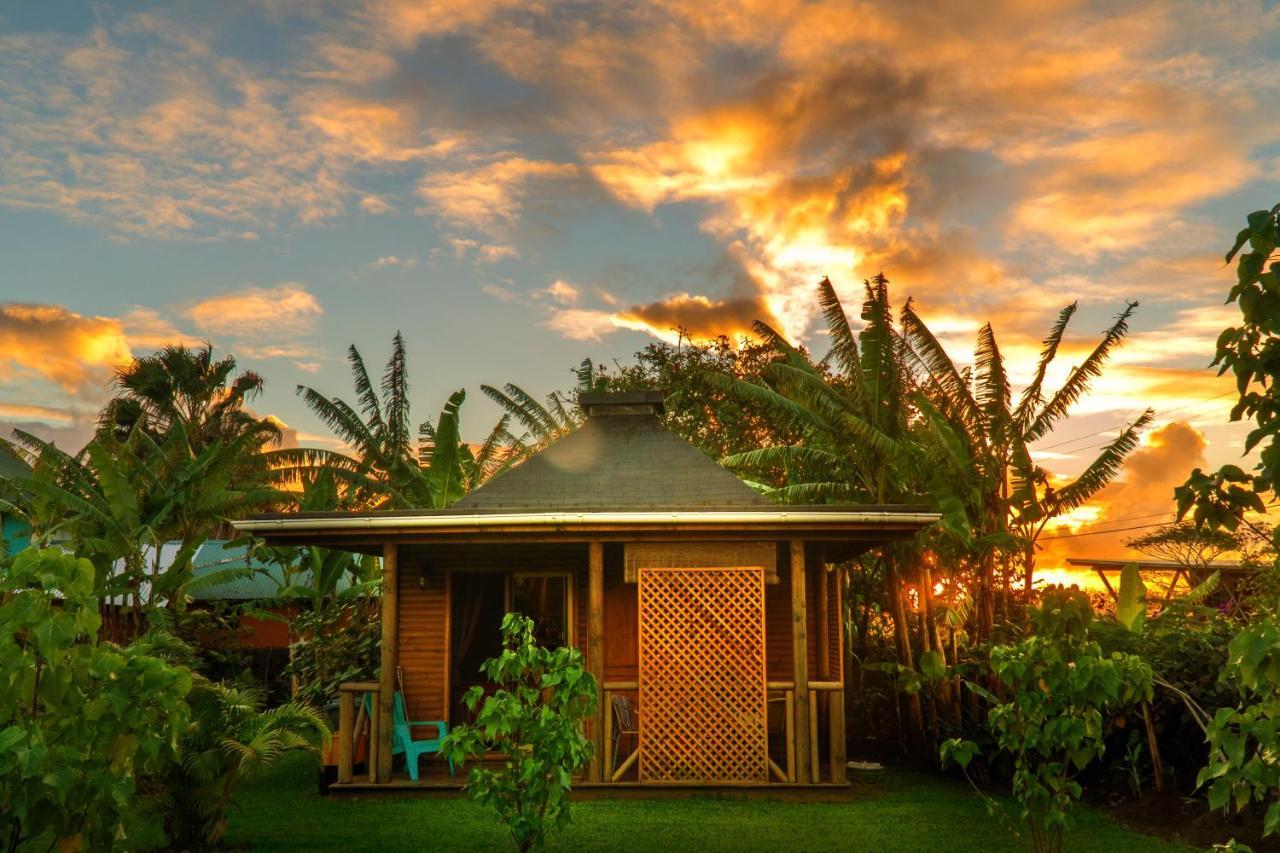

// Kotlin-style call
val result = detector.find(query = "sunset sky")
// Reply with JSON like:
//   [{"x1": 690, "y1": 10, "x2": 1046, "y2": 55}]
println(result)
[{"x1": 2, "y1": 1, "x2": 1279, "y2": 571}]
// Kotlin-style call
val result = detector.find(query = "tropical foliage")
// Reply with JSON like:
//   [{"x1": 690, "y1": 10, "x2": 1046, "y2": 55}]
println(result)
[
  {"x1": 942, "y1": 588, "x2": 1154, "y2": 853},
  {"x1": 0, "y1": 548, "x2": 193, "y2": 852},
  {"x1": 1198, "y1": 617, "x2": 1280, "y2": 837},
  {"x1": 155, "y1": 680, "x2": 328, "y2": 850},
  {"x1": 482, "y1": 358, "x2": 601, "y2": 459},
  {"x1": 442, "y1": 613, "x2": 597, "y2": 853},
  {"x1": 278, "y1": 332, "x2": 513, "y2": 508},
  {"x1": 97, "y1": 343, "x2": 279, "y2": 451},
  {"x1": 0, "y1": 419, "x2": 282, "y2": 632},
  {"x1": 1176, "y1": 203, "x2": 1280, "y2": 539}
]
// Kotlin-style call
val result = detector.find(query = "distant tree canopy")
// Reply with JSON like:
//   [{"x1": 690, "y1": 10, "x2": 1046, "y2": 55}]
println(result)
[{"x1": 1124, "y1": 522, "x2": 1241, "y2": 568}]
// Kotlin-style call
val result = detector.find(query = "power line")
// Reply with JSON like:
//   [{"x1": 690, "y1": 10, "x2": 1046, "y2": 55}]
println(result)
[
  {"x1": 1045, "y1": 510, "x2": 1174, "y2": 529},
  {"x1": 1039, "y1": 520, "x2": 1172, "y2": 541},
  {"x1": 1035, "y1": 391, "x2": 1234, "y2": 453}
]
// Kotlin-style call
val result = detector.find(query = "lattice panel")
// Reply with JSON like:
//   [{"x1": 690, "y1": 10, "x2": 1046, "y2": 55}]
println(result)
[{"x1": 638, "y1": 567, "x2": 767, "y2": 783}]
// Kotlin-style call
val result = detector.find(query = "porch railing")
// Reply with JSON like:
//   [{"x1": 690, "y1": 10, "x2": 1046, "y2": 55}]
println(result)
[
  {"x1": 600, "y1": 679, "x2": 845, "y2": 784},
  {"x1": 336, "y1": 680, "x2": 380, "y2": 785}
]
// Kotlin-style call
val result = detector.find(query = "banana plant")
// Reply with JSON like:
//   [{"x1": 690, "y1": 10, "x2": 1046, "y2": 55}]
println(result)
[{"x1": 275, "y1": 333, "x2": 512, "y2": 509}]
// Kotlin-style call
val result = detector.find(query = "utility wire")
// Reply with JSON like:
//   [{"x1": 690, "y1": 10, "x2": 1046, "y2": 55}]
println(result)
[
  {"x1": 1035, "y1": 390, "x2": 1234, "y2": 453},
  {"x1": 1039, "y1": 521, "x2": 1172, "y2": 540}
]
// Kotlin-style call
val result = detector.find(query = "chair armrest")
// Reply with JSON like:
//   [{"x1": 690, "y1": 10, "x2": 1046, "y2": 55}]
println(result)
[{"x1": 409, "y1": 720, "x2": 448, "y2": 733}]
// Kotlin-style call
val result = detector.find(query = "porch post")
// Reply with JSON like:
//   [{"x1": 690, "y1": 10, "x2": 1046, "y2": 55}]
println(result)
[
  {"x1": 831, "y1": 563, "x2": 848, "y2": 783},
  {"x1": 587, "y1": 541, "x2": 605, "y2": 782},
  {"x1": 791, "y1": 540, "x2": 811, "y2": 784},
  {"x1": 377, "y1": 542, "x2": 398, "y2": 783}
]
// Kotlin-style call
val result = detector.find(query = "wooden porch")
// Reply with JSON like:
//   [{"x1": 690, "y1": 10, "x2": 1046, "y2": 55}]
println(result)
[{"x1": 329, "y1": 538, "x2": 853, "y2": 791}]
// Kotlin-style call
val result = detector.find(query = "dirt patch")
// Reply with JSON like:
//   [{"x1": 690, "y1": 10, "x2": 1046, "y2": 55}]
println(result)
[{"x1": 1110, "y1": 790, "x2": 1275, "y2": 851}]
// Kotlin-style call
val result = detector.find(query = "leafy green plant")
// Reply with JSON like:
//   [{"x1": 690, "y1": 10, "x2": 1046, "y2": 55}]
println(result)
[
  {"x1": 1176, "y1": 204, "x2": 1280, "y2": 544},
  {"x1": 942, "y1": 588, "x2": 1153, "y2": 853},
  {"x1": 441, "y1": 613, "x2": 597, "y2": 853},
  {"x1": 155, "y1": 680, "x2": 328, "y2": 850},
  {"x1": 1198, "y1": 616, "x2": 1280, "y2": 836},
  {"x1": 0, "y1": 548, "x2": 192, "y2": 851},
  {"x1": 283, "y1": 599, "x2": 382, "y2": 708}
]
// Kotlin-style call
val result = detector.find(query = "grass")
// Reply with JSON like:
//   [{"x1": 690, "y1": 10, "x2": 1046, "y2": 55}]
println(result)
[{"x1": 223, "y1": 754, "x2": 1197, "y2": 852}]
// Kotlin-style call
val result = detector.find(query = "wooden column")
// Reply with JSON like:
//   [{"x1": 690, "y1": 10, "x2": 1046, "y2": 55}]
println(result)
[
  {"x1": 791, "y1": 540, "x2": 811, "y2": 784},
  {"x1": 337, "y1": 689, "x2": 354, "y2": 784},
  {"x1": 817, "y1": 563, "x2": 831, "y2": 679},
  {"x1": 587, "y1": 541, "x2": 605, "y2": 782},
  {"x1": 831, "y1": 563, "x2": 848, "y2": 783},
  {"x1": 377, "y1": 542, "x2": 398, "y2": 783}
]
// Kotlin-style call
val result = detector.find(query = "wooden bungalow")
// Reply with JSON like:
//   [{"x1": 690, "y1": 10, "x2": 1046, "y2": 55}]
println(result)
[{"x1": 235, "y1": 392, "x2": 937, "y2": 790}]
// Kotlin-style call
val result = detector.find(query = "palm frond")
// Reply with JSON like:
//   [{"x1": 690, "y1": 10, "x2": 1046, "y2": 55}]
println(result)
[
  {"x1": 818, "y1": 277, "x2": 863, "y2": 385},
  {"x1": 1048, "y1": 409, "x2": 1153, "y2": 513},
  {"x1": 1013, "y1": 302, "x2": 1077, "y2": 428},
  {"x1": 345, "y1": 345, "x2": 385, "y2": 435},
  {"x1": 381, "y1": 332, "x2": 411, "y2": 457},
  {"x1": 1025, "y1": 301, "x2": 1138, "y2": 442}
]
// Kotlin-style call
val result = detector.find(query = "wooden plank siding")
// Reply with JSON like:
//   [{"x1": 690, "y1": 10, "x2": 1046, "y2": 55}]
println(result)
[{"x1": 397, "y1": 557, "x2": 450, "y2": 722}]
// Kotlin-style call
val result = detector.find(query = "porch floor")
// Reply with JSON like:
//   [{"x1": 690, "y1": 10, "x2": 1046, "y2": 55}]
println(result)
[{"x1": 328, "y1": 760, "x2": 852, "y2": 798}]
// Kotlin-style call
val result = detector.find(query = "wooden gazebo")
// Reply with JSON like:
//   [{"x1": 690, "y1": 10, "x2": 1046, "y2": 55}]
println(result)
[{"x1": 236, "y1": 391, "x2": 937, "y2": 790}]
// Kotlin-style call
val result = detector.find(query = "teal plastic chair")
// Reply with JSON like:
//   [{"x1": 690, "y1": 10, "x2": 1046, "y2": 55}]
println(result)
[
  {"x1": 392, "y1": 692, "x2": 454, "y2": 781},
  {"x1": 364, "y1": 692, "x2": 454, "y2": 781}
]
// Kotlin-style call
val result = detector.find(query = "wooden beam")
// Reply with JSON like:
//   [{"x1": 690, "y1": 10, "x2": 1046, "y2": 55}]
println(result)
[
  {"x1": 791, "y1": 540, "x2": 811, "y2": 784},
  {"x1": 829, "y1": 689, "x2": 846, "y2": 783},
  {"x1": 784, "y1": 689, "x2": 795, "y2": 782},
  {"x1": 603, "y1": 689, "x2": 614, "y2": 783},
  {"x1": 1095, "y1": 568, "x2": 1117, "y2": 600},
  {"x1": 337, "y1": 689, "x2": 354, "y2": 785},
  {"x1": 817, "y1": 561, "x2": 831, "y2": 680},
  {"x1": 831, "y1": 564, "x2": 847, "y2": 784},
  {"x1": 588, "y1": 541, "x2": 605, "y2": 782},
  {"x1": 377, "y1": 543, "x2": 398, "y2": 783},
  {"x1": 809, "y1": 690, "x2": 820, "y2": 782}
]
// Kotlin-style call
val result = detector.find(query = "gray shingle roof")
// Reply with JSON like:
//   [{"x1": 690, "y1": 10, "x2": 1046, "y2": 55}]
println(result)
[{"x1": 453, "y1": 412, "x2": 771, "y2": 511}]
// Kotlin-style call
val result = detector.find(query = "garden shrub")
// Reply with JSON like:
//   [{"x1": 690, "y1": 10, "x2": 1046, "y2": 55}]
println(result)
[
  {"x1": 0, "y1": 548, "x2": 192, "y2": 851},
  {"x1": 1199, "y1": 616, "x2": 1280, "y2": 837},
  {"x1": 153, "y1": 680, "x2": 328, "y2": 850},
  {"x1": 442, "y1": 612, "x2": 597, "y2": 853},
  {"x1": 942, "y1": 587, "x2": 1154, "y2": 853},
  {"x1": 283, "y1": 598, "x2": 381, "y2": 708}
]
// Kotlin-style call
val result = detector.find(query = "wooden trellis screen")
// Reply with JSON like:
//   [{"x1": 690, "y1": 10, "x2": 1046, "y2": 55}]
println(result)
[{"x1": 637, "y1": 566, "x2": 768, "y2": 783}]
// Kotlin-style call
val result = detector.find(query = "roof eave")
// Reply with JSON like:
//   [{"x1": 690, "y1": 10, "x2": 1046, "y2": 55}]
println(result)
[{"x1": 233, "y1": 509, "x2": 940, "y2": 546}]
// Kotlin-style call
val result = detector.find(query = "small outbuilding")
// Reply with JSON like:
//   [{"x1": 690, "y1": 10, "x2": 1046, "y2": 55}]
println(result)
[{"x1": 237, "y1": 391, "x2": 937, "y2": 789}]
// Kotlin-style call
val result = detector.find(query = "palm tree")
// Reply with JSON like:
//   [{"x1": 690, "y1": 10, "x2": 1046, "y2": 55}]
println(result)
[
  {"x1": 98, "y1": 344, "x2": 278, "y2": 451},
  {"x1": 0, "y1": 423, "x2": 282, "y2": 634},
  {"x1": 278, "y1": 332, "x2": 509, "y2": 509},
  {"x1": 902, "y1": 299, "x2": 1152, "y2": 630},
  {"x1": 709, "y1": 275, "x2": 1150, "y2": 739},
  {"x1": 158, "y1": 680, "x2": 327, "y2": 848}
]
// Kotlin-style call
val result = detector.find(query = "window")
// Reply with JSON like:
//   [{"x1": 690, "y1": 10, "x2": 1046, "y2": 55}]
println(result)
[{"x1": 509, "y1": 572, "x2": 573, "y2": 648}]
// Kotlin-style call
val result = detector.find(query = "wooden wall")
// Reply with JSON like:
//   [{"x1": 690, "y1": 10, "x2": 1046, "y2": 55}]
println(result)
[
  {"x1": 397, "y1": 558, "x2": 449, "y2": 722},
  {"x1": 396, "y1": 540, "x2": 842, "y2": 724},
  {"x1": 825, "y1": 564, "x2": 843, "y2": 681}
]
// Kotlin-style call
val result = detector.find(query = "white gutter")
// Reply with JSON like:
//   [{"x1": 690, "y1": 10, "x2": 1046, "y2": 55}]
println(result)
[{"x1": 234, "y1": 510, "x2": 940, "y2": 534}]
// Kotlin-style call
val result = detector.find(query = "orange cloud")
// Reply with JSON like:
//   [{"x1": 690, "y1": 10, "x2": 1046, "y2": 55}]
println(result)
[
  {"x1": 0, "y1": 304, "x2": 132, "y2": 393},
  {"x1": 186, "y1": 283, "x2": 324, "y2": 361},
  {"x1": 418, "y1": 158, "x2": 579, "y2": 232},
  {"x1": 1037, "y1": 421, "x2": 1208, "y2": 570}
]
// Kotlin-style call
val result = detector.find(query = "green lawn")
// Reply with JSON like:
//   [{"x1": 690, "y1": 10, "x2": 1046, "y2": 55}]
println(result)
[{"x1": 225, "y1": 755, "x2": 1195, "y2": 852}]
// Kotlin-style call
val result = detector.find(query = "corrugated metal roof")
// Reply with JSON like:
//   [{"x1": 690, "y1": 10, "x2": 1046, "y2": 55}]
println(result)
[
  {"x1": 105, "y1": 540, "x2": 355, "y2": 603},
  {"x1": 0, "y1": 446, "x2": 31, "y2": 481}
]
